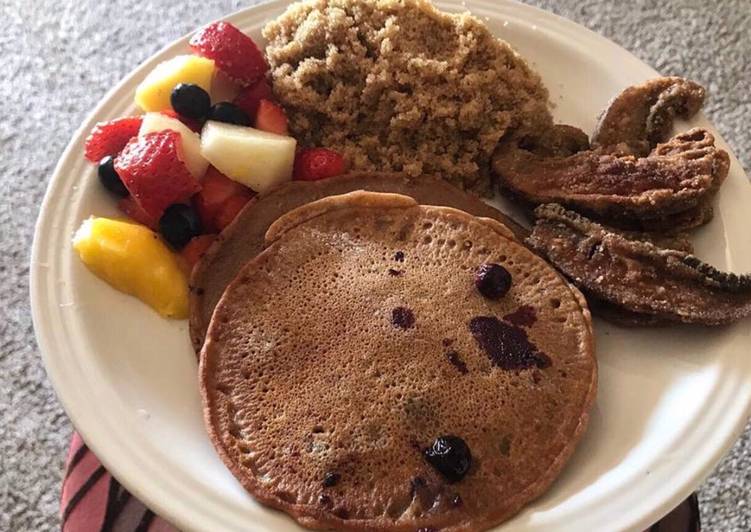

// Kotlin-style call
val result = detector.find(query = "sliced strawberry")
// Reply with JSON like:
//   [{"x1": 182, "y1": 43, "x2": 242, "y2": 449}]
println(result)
[
  {"x1": 193, "y1": 166, "x2": 253, "y2": 232},
  {"x1": 233, "y1": 78, "x2": 273, "y2": 120},
  {"x1": 160, "y1": 109, "x2": 202, "y2": 133},
  {"x1": 255, "y1": 99, "x2": 288, "y2": 135},
  {"x1": 214, "y1": 194, "x2": 251, "y2": 231},
  {"x1": 190, "y1": 22, "x2": 267, "y2": 86},
  {"x1": 84, "y1": 117, "x2": 143, "y2": 163},
  {"x1": 181, "y1": 234, "x2": 217, "y2": 270},
  {"x1": 114, "y1": 130, "x2": 201, "y2": 219},
  {"x1": 293, "y1": 148, "x2": 346, "y2": 181},
  {"x1": 117, "y1": 196, "x2": 159, "y2": 230}
]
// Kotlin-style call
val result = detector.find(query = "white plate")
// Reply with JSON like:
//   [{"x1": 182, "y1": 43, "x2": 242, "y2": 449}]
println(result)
[{"x1": 31, "y1": 1, "x2": 751, "y2": 530}]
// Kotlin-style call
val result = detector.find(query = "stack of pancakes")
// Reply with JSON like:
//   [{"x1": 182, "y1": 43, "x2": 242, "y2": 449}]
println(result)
[{"x1": 194, "y1": 175, "x2": 597, "y2": 531}]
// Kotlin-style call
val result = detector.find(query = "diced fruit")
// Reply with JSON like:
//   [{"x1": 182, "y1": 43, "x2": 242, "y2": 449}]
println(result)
[
  {"x1": 200, "y1": 121, "x2": 296, "y2": 193},
  {"x1": 170, "y1": 83, "x2": 211, "y2": 120},
  {"x1": 139, "y1": 112, "x2": 209, "y2": 179},
  {"x1": 160, "y1": 109, "x2": 202, "y2": 133},
  {"x1": 97, "y1": 156, "x2": 129, "y2": 197},
  {"x1": 84, "y1": 117, "x2": 143, "y2": 163},
  {"x1": 211, "y1": 71, "x2": 241, "y2": 104},
  {"x1": 180, "y1": 234, "x2": 217, "y2": 270},
  {"x1": 117, "y1": 196, "x2": 159, "y2": 230},
  {"x1": 214, "y1": 194, "x2": 251, "y2": 231},
  {"x1": 194, "y1": 166, "x2": 253, "y2": 232},
  {"x1": 293, "y1": 148, "x2": 346, "y2": 181},
  {"x1": 254, "y1": 99, "x2": 288, "y2": 135},
  {"x1": 189, "y1": 22, "x2": 267, "y2": 86},
  {"x1": 233, "y1": 78, "x2": 272, "y2": 120},
  {"x1": 159, "y1": 203, "x2": 203, "y2": 249},
  {"x1": 115, "y1": 130, "x2": 202, "y2": 219},
  {"x1": 73, "y1": 217, "x2": 189, "y2": 319},
  {"x1": 135, "y1": 55, "x2": 215, "y2": 112},
  {"x1": 207, "y1": 102, "x2": 250, "y2": 126}
]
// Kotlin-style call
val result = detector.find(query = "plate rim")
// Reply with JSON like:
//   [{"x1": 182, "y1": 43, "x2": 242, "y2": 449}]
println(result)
[{"x1": 30, "y1": 1, "x2": 751, "y2": 531}]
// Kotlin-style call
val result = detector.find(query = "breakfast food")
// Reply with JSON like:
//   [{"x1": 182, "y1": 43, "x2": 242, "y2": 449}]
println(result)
[
  {"x1": 65, "y1": 2, "x2": 751, "y2": 530},
  {"x1": 199, "y1": 120, "x2": 297, "y2": 192},
  {"x1": 200, "y1": 191, "x2": 596, "y2": 530},
  {"x1": 188, "y1": 172, "x2": 529, "y2": 351},
  {"x1": 493, "y1": 77, "x2": 730, "y2": 232},
  {"x1": 527, "y1": 204, "x2": 751, "y2": 325},
  {"x1": 263, "y1": 0, "x2": 552, "y2": 194},
  {"x1": 591, "y1": 77, "x2": 706, "y2": 153},
  {"x1": 73, "y1": 218, "x2": 189, "y2": 318}
]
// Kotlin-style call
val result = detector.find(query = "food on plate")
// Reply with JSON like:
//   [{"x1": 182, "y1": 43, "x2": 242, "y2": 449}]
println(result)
[
  {"x1": 591, "y1": 77, "x2": 706, "y2": 153},
  {"x1": 97, "y1": 156, "x2": 129, "y2": 197},
  {"x1": 233, "y1": 78, "x2": 273, "y2": 118},
  {"x1": 181, "y1": 234, "x2": 217, "y2": 271},
  {"x1": 263, "y1": 0, "x2": 552, "y2": 195},
  {"x1": 188, "y1": 172, "x2": 529, "y2": 351},
  {"x1": 158, "y1": 203, "x2": 203, "y2": 249},
  {"x1": 199, "y1": 120, "x2": 297, "y2": 192},
  {"x1": 206, "y1": 102, "x2": 252, "y2": 126},
  {"x1": 135, "y1": 55, "x2": 216, "y2": 112},
  {"x1": 200, "y1": 191, "x2": 595, "y2": 530},
  {"x1": 84, "y1": 117, "x2": 143, "y2": 163},
  {"x1": 189, "y1": 21, "x2": 268, "y2": 86},
  {"x1": 254, "y1": 99, "x2": 288, "y2": 135},
  {"x1": 293, "y1": 148, "x2": 347, "y2": 182},
  {"x1": 73, "y1": 217, "x2": 189, "y2": 318},
  {"x1": 114, "y1": 130, "x2": 202, "y2": 219},
  {"x1": 139, "y1": 112, "x2": 209, "y2": 179},
  {"x1": 527, "y1": 204, "x2": 751, "y2": 326},
  {"x1": 493, "y1": 78, "x2": 730, "y2": 232},
  {"x1": 170, "y1": 83, "x2": 212, "y2": 121},
  {"x1": 193, "y1": 166, "x2": 255, "y2": 233}
]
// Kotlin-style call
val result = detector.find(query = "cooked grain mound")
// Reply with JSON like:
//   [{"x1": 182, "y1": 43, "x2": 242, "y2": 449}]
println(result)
[
  {"x1": 200, "y1": 192, "x2": 596, "y2": 530},
  {"x1": 263, "y1": 0, "x2": 552, "y2": 194}
]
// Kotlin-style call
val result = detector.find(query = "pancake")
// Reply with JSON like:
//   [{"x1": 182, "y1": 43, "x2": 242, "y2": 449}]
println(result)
[
  {"x1": 200, "y1": 191, "x2": 596, "y2": 531},
  {"x1": 189, "y1": 172, "x2": 528, "y2": 352}
]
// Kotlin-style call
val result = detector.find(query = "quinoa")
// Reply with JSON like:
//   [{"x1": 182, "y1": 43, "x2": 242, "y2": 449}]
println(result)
[{"x1": 263, "y1": 0, "x2": 552, "y2": 195}]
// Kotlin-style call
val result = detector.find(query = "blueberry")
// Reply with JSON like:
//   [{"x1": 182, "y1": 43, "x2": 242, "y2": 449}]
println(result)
[
  {"x1": 158, "y1": 204, "x2": 202, "y2": 249},
  {"x1": 423, "y1": 436, "x2": 472, "y2": 483},
  {"x1": 207, "y1": 102, "x2": 251, "y2": 126},
  {"x1": 170, "y1": 83, "x2": 211, "y2": 120},
  {"x1": 474, "y1": 263, "x2": 512, "y2": 299},
  {"x1": 97, "y1": 156, "x2": 128, "y2": 197},
  {"x1": 322, "y1": 472, "x2": 340, "y2": 487}
]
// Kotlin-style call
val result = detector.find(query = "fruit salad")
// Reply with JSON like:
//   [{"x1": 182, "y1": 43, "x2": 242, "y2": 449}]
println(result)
[{"x1": 74, "y1": 21, "x2": 347, "y2": 318}]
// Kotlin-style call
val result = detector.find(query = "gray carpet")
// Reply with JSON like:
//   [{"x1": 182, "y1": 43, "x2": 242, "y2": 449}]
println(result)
[{"x1": 0, "y1": 0, "x2": 748, "y2": 530}]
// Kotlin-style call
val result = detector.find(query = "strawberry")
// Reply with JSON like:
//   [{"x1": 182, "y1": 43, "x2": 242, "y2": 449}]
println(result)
[
  {"x1": 293, "y1": 148, "x2": 346, "y2": 181},
  {"x1": 117, "y1": 196, "x2": 160, "y2": 230},
  {"x1": 160, "y1": 109, "x2": 202, "y2": 133},
  {"x1": 181, "y1": 234, "x2": 217, "y2": 270},
  {"x1": 190, "y1": 22, "x2": 267, "y2": 86},
  {"x1": 84, "y1": 117, "x2": 143, "y2": 163},
  {"x1": 214, "y1": 194, "x2": 251, "y2": 231},
  {"x1": 193, "y1": 166, "x2": 254, "y2": 232},
  {"x1": 255, "y1": 99, "x2": 288, "y2": 135},
  {"x1": 114, "y1": 130, "x2": 202, "y2": 219},
  {"x1": 233, "y1": 78, "x2": 273, "y2": 120}
]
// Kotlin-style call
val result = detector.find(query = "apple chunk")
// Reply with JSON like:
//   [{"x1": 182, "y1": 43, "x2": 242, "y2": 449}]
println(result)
[
  {"x1": 139, "y1": 113, "x2": 209, "y2": 179},
  {"x1": 200, "y1": 121, "x2": 296, "y2": 193}
]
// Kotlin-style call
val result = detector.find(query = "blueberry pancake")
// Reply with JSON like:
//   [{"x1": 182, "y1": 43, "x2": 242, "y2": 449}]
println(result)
[
  {"x1": 200, "y1": 192, "x2": 596, "y2": 531},
  {"x1": 189, "y1": 172, "x2": 528, "y2": 353}
]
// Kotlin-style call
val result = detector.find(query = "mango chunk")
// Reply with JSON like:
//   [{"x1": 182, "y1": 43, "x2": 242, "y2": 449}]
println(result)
[
  {"x1": 73, "y1": 217, "x2": 189, "y2": 319},
  {"x1": 135, "y1": 55, "x2": 215, "y2": 112}
]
